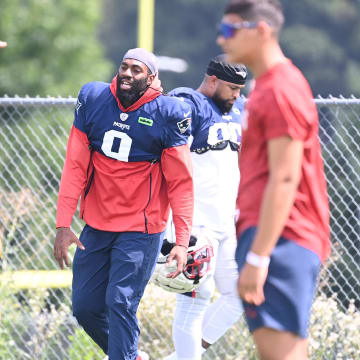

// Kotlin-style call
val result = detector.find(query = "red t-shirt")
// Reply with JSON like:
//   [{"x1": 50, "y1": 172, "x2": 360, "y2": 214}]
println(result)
[{"x1": 236, "y1": 60, "x2": 330, "y2": 262}]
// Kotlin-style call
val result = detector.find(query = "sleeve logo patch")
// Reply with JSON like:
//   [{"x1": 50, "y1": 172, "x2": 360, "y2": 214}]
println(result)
[
  {"x1": 177, "y1": 118, "x2": 191, "y2": 133},
  {"x1": 75, "y1": 99, "x2": 82, "y2": 114},
  {"x1": 138, "y1": 117, "x2": 153, "y2": 126}
]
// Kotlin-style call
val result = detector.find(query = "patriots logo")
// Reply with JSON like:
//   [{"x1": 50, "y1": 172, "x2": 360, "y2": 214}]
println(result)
[
  {"x1": 177, "y1": 118, "x2": 191, "y2": 134},
  {"x1": 75, "y1": 99, "x2": 82, "y2": 114},
  {"x1": 236, "y1": 70, "x2": 247, "y2": 78},
  {"x1": 120, "y1": 112, "x2": 129, "y2": 121}
]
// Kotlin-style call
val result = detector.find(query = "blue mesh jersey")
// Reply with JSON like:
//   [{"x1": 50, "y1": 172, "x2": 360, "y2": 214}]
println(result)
[
  {"x1": 168, "y1": 87, "x2": 244, "y2": 232},
  {"x1": 168, "y1": 87, "x2": 244, "y2": 153},
  {"x1": 74, "y1": 82, "x2": 192, "y2": 163}
]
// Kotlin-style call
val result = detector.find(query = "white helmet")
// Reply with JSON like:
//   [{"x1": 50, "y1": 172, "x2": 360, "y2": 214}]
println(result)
[{"x1": 152, "y1": 233, "x2": 213, "y2": 293}]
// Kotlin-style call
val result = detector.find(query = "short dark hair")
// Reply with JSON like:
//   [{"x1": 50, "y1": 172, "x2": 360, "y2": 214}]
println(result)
[{"x1": 224, "y1": 0, "x2": 284, "y2": 34}]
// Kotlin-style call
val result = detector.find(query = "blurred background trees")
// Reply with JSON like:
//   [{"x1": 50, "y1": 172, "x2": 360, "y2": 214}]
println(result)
[
  {"x1": 0, "y1": 0, "x2": 112, "y2": 96},
  {"x1": 281, "y1": 0, "x2": 360, "y2": 97},
  {"x1": 100, "y1": 0, "x2": 360, "y2": 95},
  {"x1": 0, "y1": 0, "x2": 359, "y2": 96}
]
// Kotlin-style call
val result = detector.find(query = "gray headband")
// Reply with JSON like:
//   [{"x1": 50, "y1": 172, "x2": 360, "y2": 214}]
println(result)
[{"x1": 123, "y1": 48, "x2": 158, "y2": 74}]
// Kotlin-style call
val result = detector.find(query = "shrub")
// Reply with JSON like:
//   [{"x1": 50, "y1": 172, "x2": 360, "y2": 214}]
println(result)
[
  {"x1": 67, "y1": 328, "x2": 104, "y2": 360},
  {"x1": 1, "y1": 282, "x2": 358, "y2": 359},
  {"x1": 0, "y1": 285, "x2": 76, "y2": 360},
  {"x1": 137, "y1": 284, "x2": 360, "y2": 359}
]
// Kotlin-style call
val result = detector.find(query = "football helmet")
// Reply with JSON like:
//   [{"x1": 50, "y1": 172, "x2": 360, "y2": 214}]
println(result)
[{"x1": 152, "y1": 233, "x2": 213, "y2": 293}]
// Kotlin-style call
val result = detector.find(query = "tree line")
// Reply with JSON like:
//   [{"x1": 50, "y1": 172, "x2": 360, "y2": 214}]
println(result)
[{"x1": 0, "y1": 0, "x2": 359, "y2": 97}]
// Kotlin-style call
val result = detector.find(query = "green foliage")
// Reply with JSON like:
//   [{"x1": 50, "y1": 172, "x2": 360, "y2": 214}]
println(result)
[
  {"x1": 0, "y1": 284, "x2": 103, "y2": 360},
  {"x1": 0, "y1": 0, "x2": 112, "y2": 96},
  {"x1": 137, "y1": 284, "x2": 257, "y2": 359},
  {"x1": 317, "y1": 103, "x2": 360, "y2": 309},
  {"x1": 1, "y1": 282, "x2": 359, "y2": 359},
  {"x1": 99, "y1": 0, "x2": 360, "y2": 96},
  {"x1": 0, "y1": 103, "x2": 72, "y2": 191},
  {"x1": 0, "y1": 103, "x2": 66, "y2": 270},
  {"x1": 68, "y1": 328, "x2": 105, "y2": 360},
  {"x1": 1, "y1": 0, "x2": 358, "y2": 96},
  {"x1": 281, "y1": 0, "x2": 360, "y2": 96},
  {"x1": 0, "y1": 284, "x2": 26, "y2": 359},
  {"x1": 0, "y1": 286, "x2": 75, "y2": 360},
  {"x1": 99, "y1": 0, "x2": 228, "y2": 92},
  {"x1": 309, "y1": 294, "x2": 360, "y2": 358},
  {"x1": 346, "y1": 60, "x2": 360, "y2": 95},
  {"x1": 0, "y1": 102, "x2": 84, "y2": 271},
  {"x1": 137, "y1": 284, "x2": 360, "y2": 359}
]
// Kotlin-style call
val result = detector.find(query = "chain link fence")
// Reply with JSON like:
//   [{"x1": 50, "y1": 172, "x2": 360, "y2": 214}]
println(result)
[{"x1": 0, "y1": 96, "x2": 359, "y2": 359}]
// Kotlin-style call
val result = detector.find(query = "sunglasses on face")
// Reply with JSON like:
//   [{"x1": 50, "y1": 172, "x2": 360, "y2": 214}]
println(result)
[{"x1": 218, "y1": 21, "x2": 258, "y2": 39}]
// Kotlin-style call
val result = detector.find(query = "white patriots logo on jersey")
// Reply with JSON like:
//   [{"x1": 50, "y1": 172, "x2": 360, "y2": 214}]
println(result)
[
  {"x1": 120, "y1": 112, "x2": 129, "y2": 121},
  {"x1": 177, "y1": 118, "x2": 191, "y2": 134},
  {"x1": 75, "y1": 99, "x2": 82, "y2": 114}
]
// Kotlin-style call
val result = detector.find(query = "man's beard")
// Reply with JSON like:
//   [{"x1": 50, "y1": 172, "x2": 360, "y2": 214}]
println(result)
[
  {"x1": 116, "y1": 75, "x2": 149, "y2": 108},
  {"x1": 211, "y1": 92, "x2": 235, "y2": 114}
]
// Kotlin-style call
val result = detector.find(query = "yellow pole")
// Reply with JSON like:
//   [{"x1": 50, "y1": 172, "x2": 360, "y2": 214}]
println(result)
[{"x1": 137, "y1": 0, "x2": 155, "y2": 52}]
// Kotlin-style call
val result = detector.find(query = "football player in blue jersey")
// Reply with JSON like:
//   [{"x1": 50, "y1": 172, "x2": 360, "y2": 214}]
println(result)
[
  {"x1": 53, "y1": 48, "x2": 194, "y2": 360},
  {"x1": 161, "y1": 55, "x2": 248, "y2": 360}
]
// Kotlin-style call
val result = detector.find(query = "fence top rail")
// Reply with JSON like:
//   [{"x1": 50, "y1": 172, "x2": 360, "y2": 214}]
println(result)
[
  {"x1": 0, "y1": 97, "x2": 77, "y2": 106},
  {"x1": 0, "y1": 96, "x2": 360, "y2": 106},
  {"x1": 314, "y1": 98, "x2": 360, "y2": 105}
]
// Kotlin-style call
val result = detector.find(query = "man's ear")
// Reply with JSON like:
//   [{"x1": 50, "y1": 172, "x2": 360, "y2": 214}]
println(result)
[
  {"x1": 209, "y1": 75, "x2": 219, "y2": 88},
  {"x1": 258, "y1": 20, "x2": 273, "y2": 39},
  {"x1": 151, "y1": 74, "x2": 163, "y2": 92},
  {"x1": 147, "y1": 73, "x2": 156, "y2": 85}
]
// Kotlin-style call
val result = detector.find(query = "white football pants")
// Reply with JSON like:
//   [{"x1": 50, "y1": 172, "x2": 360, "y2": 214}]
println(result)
[{"x1": 165, "y1": 228, "x2": 243, "y2": 360}]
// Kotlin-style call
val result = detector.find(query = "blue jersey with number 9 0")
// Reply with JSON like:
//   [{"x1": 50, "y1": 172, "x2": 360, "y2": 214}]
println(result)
[
  {"x1": 168, "y1": 86, "x2": 244, "y2": 232},
  {"x1": 168, "y1": 87, "x2": 244, "y2": 153}
]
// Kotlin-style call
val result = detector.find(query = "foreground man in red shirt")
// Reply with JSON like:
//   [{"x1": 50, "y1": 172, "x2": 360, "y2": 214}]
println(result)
[{"x1": 217, "y1": 1, "x2": 330, "y2": 359}]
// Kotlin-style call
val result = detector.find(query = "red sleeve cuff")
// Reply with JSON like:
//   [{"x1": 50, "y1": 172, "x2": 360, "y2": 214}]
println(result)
[{"x1": 56, "y1": 195, "x2": 80, "y2": 228}]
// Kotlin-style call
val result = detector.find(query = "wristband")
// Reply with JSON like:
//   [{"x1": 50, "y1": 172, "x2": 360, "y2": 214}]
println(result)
[{"x1": 246, "y1": 251, "x2": 270, "y2": 268}]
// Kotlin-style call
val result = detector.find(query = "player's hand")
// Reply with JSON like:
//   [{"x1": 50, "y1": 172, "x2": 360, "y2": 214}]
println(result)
[
  {"x1": 166, "y1": 245, "x2": 187, "y2": 278},
  {"x1": 0, "y1": 41, "x2": 7, "y2": 48},
  {"x1": 53, "y1": 227, "x2": 85, "y2": 269},
  {"x1": 237, "y1": 263, "x2": 268, "y2": 305}
]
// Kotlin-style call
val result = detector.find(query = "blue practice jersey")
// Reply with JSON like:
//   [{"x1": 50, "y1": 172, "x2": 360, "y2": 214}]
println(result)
[
  {"x1": 75, "y1": 82, "x2": 192, "y2": 162},
  {"x1": 57, "y1": 80, "x2": 194, "y2": 244},
  {"x1": 168, "y1": 87, "x2": 244, "y2": 232},
  {"x1": 168, "y1": 87, "x2": 243, "y2": 153}
]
